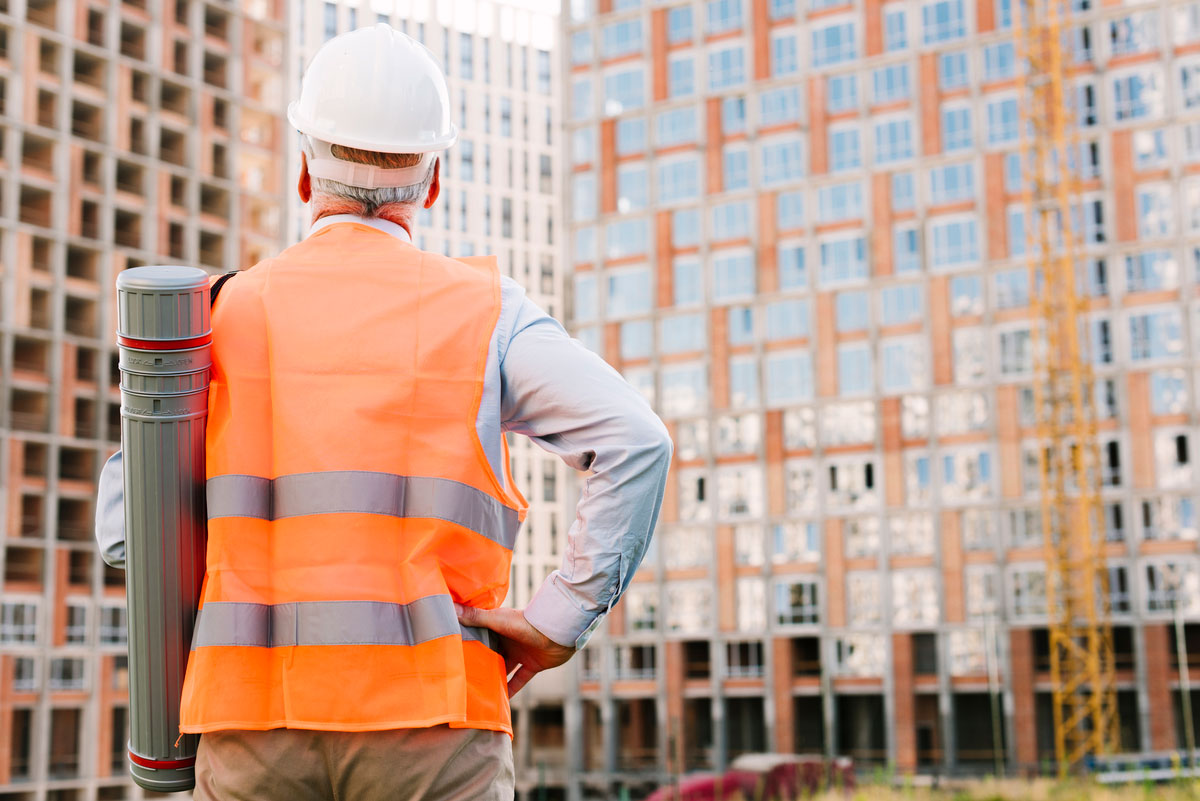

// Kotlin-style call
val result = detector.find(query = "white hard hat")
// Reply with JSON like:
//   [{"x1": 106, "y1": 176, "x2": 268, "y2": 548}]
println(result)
[{"x1": 288, "y1": 24, "x2": 457, "y2": 155}]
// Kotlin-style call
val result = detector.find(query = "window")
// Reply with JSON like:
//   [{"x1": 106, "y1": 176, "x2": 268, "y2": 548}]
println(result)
[
  {"x1": 929, "y1": 163, "x2": 975, "y2": 205},
  {"x1": 616, "y1": 164, "x2": 648, "y2": 212},
  {"x1": 881, "y1": 337, "x2": 927, "y2": 392},
  {"x1": 572, "y1": 129, "x2": 595, "y2": 166},
  {"x1": 847, "y1": 572, "x2": 882, "y2": 624},
  {"x1": 459, "y1": 33, "x2": 474, "y2": 80},
  {"x1": 766, "y1": 351, "x2": 814, "y2": 404},
  {"x1": 1136, "y1": 185, "x2": 1174, "y2": 238},
  {"x1": 884, "y1": 8, "x2": 908, "y2": 51},
  {"x1": 950, "y1": 275, "x2": 984, "y2": 316},
  {"x1": 65, "y1": 605, "x2": 87, "y2": 645},
  {"x1": 601, "y1": 19, "x2": 643, "y2": 59},
  {"x1": 572, "y1": 77, "x2": 594, "y2": 120},
  {"x1": 662, "y1": 364, "x2": 707, "y2": 417},
  {"x1": 1145, "y1": 561, "x2": 1200, "y2": 613},
  {"x1": 922, "y1": 0, "x2": 966, "y2": 44},
  {"x1": 772, "y1": 32, "x2": 799, "y2": 77},
  {"x1": 1, "y1": 602, "x2": 38, "y2": 644},
  {"x1": 872, "y1": 64, "x2": 910, "y2": 104},
  {"x1": 819, "y1": 236, "x2": 868, "y2": 285},
  {"x1": 605, "y1": 218, "x2": 650, "y2": 259},
  {"x1": 604, "y1": 69, "x2": 645, "y2": 115},
  {"x1": 658, "y1": 158, "x2": 701, "y2": 205},
  {"x1": 1109, "y1": 12, "x2": 1158, "y2": 57},
  {"x1": 575, "y1": 228, "x2": 597, "y2": 265},
  {"x1": 50, "y1": 658, "x2": 86, "y2": 691},
  {"x1": 761, "y1": 141, "x2": 804, "y2": 186},
  {"x1": 668, "y1": 55, "x2": 695, "y2": 98},
  {"x1": 994, "y1": 268, "x2": 1030, "y2": 309},
  {"x1": 778, "y1": 190, "x2": 804, "y2": 230},
  {"x1": 874, "y1": 117, "x2": 914, "y2": 164},
  {"x1": 827, "y1": 73, "x2": 859, "y2": 112},
  {"x1": 766, "y1": 299, "x2": 809, "y2": 340},
  {"x1": 982, "y1": 42, "x2": 1016, "y2": 82},
  {"x1": 709, "y1": 46, "x2": 747, "y2": 90},
  {"x1": 673, "y1": 209, "x2": 701, "y2": 248},
  {"x1": 99, "y1": 606, "x2": 127, "y2": 646},
  {"x1": 942, "y1": 447, "x2": 993, "y2": 502},
  {"x1": 893, "y1": 570, "x2": 939, "y2": 626},
  {"x1": 606, "y1": 268, "x2": 653, "y2": 319},
  {"x1": 998, "y1": 327, "x2": 1032, "y2": 375},
  {"x1": 712, "y1": 252, "x2": 755, "y2": 301},
  {"x1": 673, "y1": 257, "x2": 703, "y2": 305},
  {"x1": 837, "y1": 343, "x2": 873, "y2": 396},
  {"x1": 986, "y1": 97, "x2": 1020, "y2": 144},
  {"x1": 655, "y1": 107, "x2": 699, "y2": 147},
  {"x1": 812, "y1": 21, "x2": 857, "y2": 67},
  {"x1": 1133, "y1": 128, "x2": 1168, "y2": 170},
  {"x1": 894, "y1": 226, "x2": 920, "y2": 273},
  {"x1": 728, "y1": 306, "x2": 756, "y2": 344},
  {"x1": 1150, "y1": 369, "x2": 1188, "y2": 415},
  {"x1": 776, "y1": 579, "x2": 820, "y2": 625},
  {"x1": 823, "y1": 401, "x2": 876, "y2": 446},
  {"x1": 759, "y1": 87, "x2": 801, "y2": 127},
  {"x1": 778, "y1": 243, "x2": 807, "y2": 289},
  {"x1": 668, "y1": 5, "x2": 694, "y2": 42},
  {"x1": 666, "y1": 582, "x2": 712, "y2": 632},
  {"x1": 1011, "y1": 566, "x2": 1047, "y2": 618},
  {"x1": 1112, "y1": 69, "x2": 1164, "y2": 120},
  {"x1": 323, "y1": 2, "x2": 338, "y2": 40},
  {"x1": 707, "y1": 0, "x2": 744, "y2": 33},
  {"x1": 572, "y1": 174, "x2": 596, "y2": 223},
  {"x1": 892, "y1": 173, "x2": 916, "y2": 211},
  {"x1": 770, "y1": 0, "x2": 797, "y2": 19},
  {"x1": 773, "y1": 521, "x2": 820, "y2": 562},
  {"x1": 929, "y1": 217, "x2": 979, "y2": 271},
  {"x1": 1125, "y1": 250, "x2": 1178, "y2": 293},
  {"x1": 624, "y1": 586, "x2": 658, "y2": 632},
  {"x1": 1182, "y1": 62, "x2": 1200, "y2": 110},
  {"x1": 1129, "y1": 308, "x2": 1183, "y2": 361},
  {"x1": 939, "y1": 51, "x2": 969, "y2": 89},
  {"x1": 942, "y1": 105, "x2": 972, "y2": 152},
  {"x1": 880, "y1": 284, "x2": 923, "y2": 326},
  {"x1": 660, "y1": 314, "x2": 706, "y2": 354},
  {"x1": 835, "y1": 634, "x2": 886, "y2": 676},
  {"x1": 723, "y1": 146, "x2": 750, "y2": 191},
  {"x1": 829, "y1": 126, "x2": 862, "y2": 172},
  {"x1": 817, "y1": 182, "x2": 864, "y2": 223},
  {"x1": 735, "y1": 525, "x2": 766, "y2": 565},
  {"x1": 712, "y1": 201, "x2": 751, "y2": 240},
  {"x1": 836, "y1": 290, "x2": 870, "y2": 332},
  {"x1": 622, "y1": 321, "x2": 653, "y2": 359},
  {"x1": 723, "y1": 96, "x2": 747, "y2": 133}
]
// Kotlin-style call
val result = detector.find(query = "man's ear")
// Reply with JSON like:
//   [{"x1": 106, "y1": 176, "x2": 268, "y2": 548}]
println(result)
[
  {"x1": 298, "y1": 151, "x2": 312, "y2": 203},
  {"x1": 424, "y1": 158, "x2": 441, "y2": 209}
]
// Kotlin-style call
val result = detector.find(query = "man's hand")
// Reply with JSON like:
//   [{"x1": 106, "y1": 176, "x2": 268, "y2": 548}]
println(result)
[{"x1": 455, "y1": 604, "x2": 576, "y2": 698}]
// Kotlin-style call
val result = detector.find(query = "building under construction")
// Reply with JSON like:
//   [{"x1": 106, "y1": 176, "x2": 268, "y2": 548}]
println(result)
[{"x1": 563, "y1": 0, "x2": 1200, "y2": 795}]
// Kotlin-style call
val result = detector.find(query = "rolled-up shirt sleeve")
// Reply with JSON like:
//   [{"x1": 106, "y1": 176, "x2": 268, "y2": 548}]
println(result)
[
  {"x1": 95, "y1": 450, "x2": 127, "y2": 568},
  {"x1": 500, "y1": 294, "x2": 672, "y2": 649}
]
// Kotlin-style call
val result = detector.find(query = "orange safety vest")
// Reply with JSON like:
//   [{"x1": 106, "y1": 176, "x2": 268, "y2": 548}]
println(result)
[{"x1": 178, "y1": 222, "x2": 527, "y2": 735}]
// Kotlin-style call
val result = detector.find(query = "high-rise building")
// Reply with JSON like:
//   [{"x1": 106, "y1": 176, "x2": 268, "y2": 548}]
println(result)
[
  {"x1": 0, "y1": 0, "x2": 289, "y2": 796},
  {"x1": 563, "y1": 0, "x2": 1200, "y2": 795},
  {"x1": 291, "y1": 3, "x2": 568, "y2": 799}
]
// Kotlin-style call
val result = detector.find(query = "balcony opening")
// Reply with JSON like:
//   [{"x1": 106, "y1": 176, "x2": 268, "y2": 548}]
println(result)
[
  {"x1": 203, "y1": 51, "x2": 227, "y2": 89},
  {"x1": 530, "y1": 705, "x2": 565, "y2": 765},
  {"x1": 683, "y1": 639, "x2": 710, "y2": 679},
  {"x1": 1112, "y1": 625, "x2": 1135, "y2": 672},
  {"x1": 175, "y1": 0, "x2": 189, "y2": 25},
  {"x1": 170, "y1": 175, "x2": 188, "y2": 207},
  {"x1": 168, "y1": 222, "x2": 186, "y2": 259},
  {"x1": 29, "y1": 287, "x2": 51, "y2": 329},
  {"x1": 37, "y1": 89, "x2": 56, "y2": 128},
  {"x1": 13, "y1": 336, "x2": 49, "y2": 374},
  {"x1": 81, "y1": 150, "x2": 101, "y2": 185},
  {"x1": 66, "y1": 246, "x2": 98, "y2": 281},
  {"x1": 199, "y1": 230, "x2": 224, "y2": 267},
  {"x1": 213, "y1": 97, "x2": 228, "y2": 130},
  {"x1": 725, "y1": 697, "x2": 767, "y2": 762},
  {"x1": 48, "y1": 708, "x2": 82, "y2": 778},
  {"x1": 75, "y1": 347, "x2": 99, "y2": 382},
  {"x1": 11, "y1": 389, "x2": 49, "y2": 432},
  {"x1": 21, "y1": 134, "x2": 54, "y2": 173},
  {"x1": 104, "y1": 562, "x2": 125, "y2": 588},
  {"x1": 73, "y1": 397, "x2": 97, "y2": 439},
  {"x1": 952, "y1": 692, "x2": 1006, "y2": 767},
  {"x1": 58, "y1": 498, "x2": 92, "y2": 542},
  {"x1": 23, "y1": 441, "x2": 48, "y2": 478},
  {"x1": 160, "y1": 128, "x2": 187, "y2": 166},
  {"x1": 64, "y1": 295, "x2": 98, "y2": 337},
  {"x1": 160, "y1": 81, "x2": 189, "y2": 116},
  {"x1": 130, "y1": 70, "x2": 148, "y2": 103},
  {"x1": 129, "y1": 117, "x2": 147, "y2": 155},
  {"x1": 5, "y1": 546, "x2": 44, "y2": 583},
  {"x1": 59, "y1": 446, "x2": 95, "y2": 482},
  {"x1": 204, "y1": 6, "x2": 229, "y2": 40},
  {"x1": 20, "y1": 495, "x2": 43, "y2": 537},
  {"x1": 682, "y1": 697, "x2": 714, "y2": 771},
  {"x1": 110, "y1": 707, "x2": 128, "y2": 775},
  {"x1": 119, "y1": 22, "x2": 145, "y2": 60},
  {"x1": 0, "y1": 25, "x2": 9, "y2": 61},
  {"x1": 72, "y1": 50, "x2": 105, "y2": 90},
  {"x1": 113, "y1": 208, "x2": 141, "y2": 249},
  {"x1": 0, "y1": 76, "x2": 6, "y2": 115},
  {"x1": 615, "y1": 698, "x2": 658, "y2": 772},
  {"x1": 19, "y1": 185, "x2": 52, "y2": 228},
  {"x1": 200, "y1": 183, "x2": 228, "y2": 216},
  {"x1": 67, "y1": 550, "x2": 91, "y2": 585},
  {"x1": 80, "y1": 199, "x2": 100, "y2": 240},
  {"x1": 793, "y1": 696, "x2": 825, "y2": 754},
  {"x1": 211, "y1": 143, "x2": 228, "y2": 179},
  {"x1": 173, "y1": 40, "x2": 188, "y2": 75},
  {"x1": 791, "y1": 636, "x2": 822, "y2": 676},
  {"x1": 913, "y1": 632, "x2": 938, "y2": 676},
  {"x1": 115, "y1": 161, "x2": 144, "y2": 196},
  {"x1": 87, "y1": 9, "x2": 105, "y2": 47},
  {"x1": 580, "y1": 700, "x2": 605, "y2": 773},
  {"x1": 38, "y1": 38, "x2": 59, "y2": 75},
  {"x1": 106, "y1": 403, "x2": 122, "y2": 443},
  {"x1": 27, "y1": 0, "x2": 58, "y2": 27},
  {"x1": 837, "y1": 694, "x2": 886, "y2": 765},
  {"x1": 71, "y1": 101, "x2": 103, "y2": 142},
  {"x1": 10, "y1": 709, "x2": 33, "y2": 781}
]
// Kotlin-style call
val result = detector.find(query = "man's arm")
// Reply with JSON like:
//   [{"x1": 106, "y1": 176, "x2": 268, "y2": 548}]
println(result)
[
  {"x1": 458, "y1": 286, "x2": 672, "y2": 694},
  {"x1": 95, "y1": 451, "x2": 126, "y2": 568}
]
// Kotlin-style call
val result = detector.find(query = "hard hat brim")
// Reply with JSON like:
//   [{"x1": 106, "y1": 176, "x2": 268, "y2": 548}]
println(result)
[{"x1": 288, "y1": 102, "x2": 458, "y2": 154}]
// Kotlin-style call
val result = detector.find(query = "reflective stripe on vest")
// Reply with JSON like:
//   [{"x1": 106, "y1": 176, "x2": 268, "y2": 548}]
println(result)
[
  {"x1": 191, "y1": 595, "x2": 499, "y2": 652},
  {"x1": 207, "y1": 471, "x2": 520, "y2": 551}
]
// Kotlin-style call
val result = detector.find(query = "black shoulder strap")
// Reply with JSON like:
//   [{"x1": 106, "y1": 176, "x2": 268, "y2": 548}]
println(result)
[{"x1": 210, "y1": 271, "x2": 237, "y2": 307}]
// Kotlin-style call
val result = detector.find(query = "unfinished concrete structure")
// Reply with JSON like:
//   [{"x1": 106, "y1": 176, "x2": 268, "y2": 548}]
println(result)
[
  {"x1": 0, "y1": 0, "x2": 289, "y2": 797},
  {"x1": 563, "y1": 0, "x2": 1200, "y2": 796}
]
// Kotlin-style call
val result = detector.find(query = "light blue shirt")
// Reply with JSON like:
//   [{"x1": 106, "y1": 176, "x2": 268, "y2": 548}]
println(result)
[{"x1": 95, "y1": 215, "x2": 672, "y2": 649}]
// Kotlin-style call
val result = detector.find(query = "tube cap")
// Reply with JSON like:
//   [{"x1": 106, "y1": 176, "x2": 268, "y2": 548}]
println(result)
[{"x1": 117, "y1": 266, "x2": 211, "y2": 343}]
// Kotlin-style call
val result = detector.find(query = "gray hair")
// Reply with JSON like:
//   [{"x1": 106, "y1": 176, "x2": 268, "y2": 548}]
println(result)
[{"x1": 301, "y1": 136, "x2": 436, "y2": 216}]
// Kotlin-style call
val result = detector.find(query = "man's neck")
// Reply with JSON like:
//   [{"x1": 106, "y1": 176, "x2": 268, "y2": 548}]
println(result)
[{"x1": 309, "y1": 203, "x2": 415, "y2": 239}]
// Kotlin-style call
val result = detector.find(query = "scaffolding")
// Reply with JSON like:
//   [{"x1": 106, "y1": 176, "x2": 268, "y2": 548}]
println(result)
[{"x1": 1015, "y1": 0, "x2": 1121, "y2": 773}]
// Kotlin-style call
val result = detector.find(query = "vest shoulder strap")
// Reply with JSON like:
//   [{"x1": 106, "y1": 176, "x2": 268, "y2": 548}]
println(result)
[{"x1": 210, "y1": 271, "x2": 238, "y2": 307}]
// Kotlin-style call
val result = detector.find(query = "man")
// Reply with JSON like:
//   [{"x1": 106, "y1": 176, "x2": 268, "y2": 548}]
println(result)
[{"x1": 95, "y1": 25, "x2": 671, "y2": 800}]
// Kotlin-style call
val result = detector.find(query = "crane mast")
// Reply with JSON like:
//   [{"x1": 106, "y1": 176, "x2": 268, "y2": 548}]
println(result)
[{"x1": 1015, "y1": 0, "x2": 1120, "y2": 772}]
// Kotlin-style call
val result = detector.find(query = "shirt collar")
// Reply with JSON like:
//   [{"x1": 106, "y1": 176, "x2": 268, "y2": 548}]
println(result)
[{"x1": 308, "y1": 214, "x2": 413, "y2": 244}]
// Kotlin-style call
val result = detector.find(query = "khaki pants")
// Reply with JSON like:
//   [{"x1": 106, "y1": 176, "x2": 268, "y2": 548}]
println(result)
[{"x1": 193, "y1": 726, "x2": 514, "y2": 801}]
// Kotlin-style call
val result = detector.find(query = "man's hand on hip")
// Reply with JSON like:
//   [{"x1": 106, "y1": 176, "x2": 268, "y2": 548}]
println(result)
[{"x1": 455, "y1": 604, "x2": 576, "y2": 698}]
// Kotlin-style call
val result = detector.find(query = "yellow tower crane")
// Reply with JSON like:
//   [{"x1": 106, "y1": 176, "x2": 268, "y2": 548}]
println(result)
[{"x1": 1015, "y1": 0, "x2": 1120, "y2": 774}]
